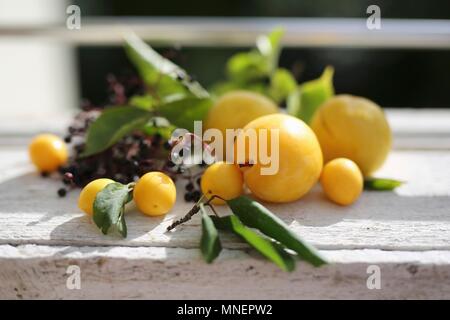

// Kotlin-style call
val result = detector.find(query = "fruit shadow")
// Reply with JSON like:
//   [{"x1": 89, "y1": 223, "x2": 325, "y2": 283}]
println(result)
[
  {"x1": 1, "y1": 172, "x2": 449, "y2": 250},
  {"x1": 0, "y1": 172, "x2": 75, "y2": 216},
  {"x1": 45, "y1": 194, "x2": 199, "y2": 247},
  {"x1": 257, "y1": 185, "x2": 450, "y2": 228},
  {"x1": 0, "y1": 173, "x2": 174, "y2": 246}
]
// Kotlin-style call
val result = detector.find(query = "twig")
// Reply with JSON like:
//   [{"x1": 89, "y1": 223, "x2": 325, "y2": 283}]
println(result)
[
  {"x1": 166, "y1": 194, "x2": 227, "y2": 231},
  {"x1": 166, "y1": 195, "x2": 205, "y2": 231},
  {"x1": 206, "y1": 203, "x2": 219, "y2": 217}
]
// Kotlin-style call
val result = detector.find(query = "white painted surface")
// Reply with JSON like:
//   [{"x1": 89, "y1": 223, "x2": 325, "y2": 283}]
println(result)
[
  {"x1": 0, "y1": 150, "x2": 448, "y2": 251},
  {"x1": 1, "y1": 245, "x2": 450, "y2": 299},
  {"x1": 0, "y1": 109, "x2": 449, "y2": 299}
]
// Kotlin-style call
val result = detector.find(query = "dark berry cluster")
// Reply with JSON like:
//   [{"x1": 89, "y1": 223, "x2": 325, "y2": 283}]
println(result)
[
  {"x1": 184, "y1": 180, "x2": 201, "y2": 202},
  {"x1": 58, "y1": 126, "x2": 204, "y2": 198},
  {"x1": 54, "y1": 72, "x2": 206, "y2": 201}
]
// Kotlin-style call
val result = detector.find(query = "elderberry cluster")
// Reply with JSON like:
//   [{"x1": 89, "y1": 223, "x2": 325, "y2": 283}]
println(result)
[{"x1": 54, "y1": 69, "x2": 207, "y2": 201}]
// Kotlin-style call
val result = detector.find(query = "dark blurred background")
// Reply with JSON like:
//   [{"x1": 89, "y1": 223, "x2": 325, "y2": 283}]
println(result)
[{"x1": 75, "y1": 0, "x2": 450, "y2": 108}]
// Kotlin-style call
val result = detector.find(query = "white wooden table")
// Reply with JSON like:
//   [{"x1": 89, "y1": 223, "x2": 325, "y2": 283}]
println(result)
[{"x1": 0, "y1": 109, "x2": 449, "y2": 299}]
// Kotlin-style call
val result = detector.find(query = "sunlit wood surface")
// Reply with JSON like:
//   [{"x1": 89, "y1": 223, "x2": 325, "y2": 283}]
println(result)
[{"x1": 0, "y1": 109, "x2": 449, "y2": 299}]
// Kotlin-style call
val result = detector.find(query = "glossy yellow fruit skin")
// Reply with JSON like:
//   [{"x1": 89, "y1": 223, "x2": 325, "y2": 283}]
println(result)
[
  {"x1": 310, "y1": 94, "x2": 391, "y2": 176},
  {"x1": 29, "y1": 134, "x2": 68, "y2": 172},
  {"x1": 205, "y1": 91, "x2": 279, "y2": 157},
  {"x1": 237, "y1": 114, "x2": 323, "y2": 203},
  {"x1": 133, "y1": 172, "x2": 176, "y2": 216},
  {"x1": 206, "y1": 91, "x2": 279, "y2": 133},
  {"x1": 78, "y1": 178, "x2": 115, "y2": 215},
  {"x1": 201, "y1": 162, "x2": 244, "y2": 205},
  {"x1": 320, "y1": 158, "x2": 363, "y2": 206}
]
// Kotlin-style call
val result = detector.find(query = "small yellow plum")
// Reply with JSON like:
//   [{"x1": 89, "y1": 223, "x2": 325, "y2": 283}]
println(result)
[
  {"x1": 201, "y1": 162, "x2": 244, "y2": 205},
  {"x1": 29, "y1": 134, "x2": 68, "y2": 172},
  {"x1": 133, "y1": 172, "x2": 176, "y2": 216},
  {"x1": 320, "y1": 158, "x2": 363, "y2": 206},
  {"x1": 78, "y1": 178, "x2": 115, "y2": 215}
]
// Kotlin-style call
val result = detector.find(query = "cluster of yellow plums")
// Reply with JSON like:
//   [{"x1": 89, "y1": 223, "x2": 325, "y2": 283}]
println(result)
[
  {"x1": 78, "y1": 172, "x2": 176, "y2": 217},
  {"x1": 204, "y1": 91, "x2": 391, "y2": 206},
  {"x1": 29, "y1": 89, "x2": 391, "y2": 219},
  {"x1": 28, "y1": 134, "x2": 177, "y2": 217}
]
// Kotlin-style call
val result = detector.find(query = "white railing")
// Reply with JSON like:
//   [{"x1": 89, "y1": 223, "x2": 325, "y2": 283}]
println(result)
[{"x1": 0, "y1": 17, "x2": 449, "y2": 48}]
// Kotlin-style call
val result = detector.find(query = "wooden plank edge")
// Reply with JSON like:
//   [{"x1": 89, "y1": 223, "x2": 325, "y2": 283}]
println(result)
[{"x1": 0, "y1": 244, "x2": 449, "y2": 299}]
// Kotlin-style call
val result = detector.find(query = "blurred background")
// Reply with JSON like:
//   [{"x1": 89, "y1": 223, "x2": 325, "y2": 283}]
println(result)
[{"x1": 0, "y1": 0, "x2": 449, "y2": 124}]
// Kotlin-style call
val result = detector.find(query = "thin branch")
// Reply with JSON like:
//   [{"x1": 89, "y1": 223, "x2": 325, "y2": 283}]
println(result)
[
  {"x1": 166, "y1": 194, "x2": 206, "y2": 231},
  {"x1": 206, "y1": 203, "x2": 219, "y2": 217}
]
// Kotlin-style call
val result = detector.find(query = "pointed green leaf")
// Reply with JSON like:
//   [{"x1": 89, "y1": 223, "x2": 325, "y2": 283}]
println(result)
[
  {"x1": 227, "y1": 51, "x2": 269, "y2": 82},
  {"x1": 257, "y1": 27, "x2": 284, "y2": 73},
  {"x1": 81, "y1": 106, "x2": 151, "y2": 157},
  {"x1": 364, "y1": 178, "x2": 404, "y2": 191},
  {"x1": 200, "y1": 204, "x2": 222, "y2": 263},
  {"x1": 226, "y1": 196, "x2": 327, "y2": 267},
  {"x1": 288, "y1": 66, "x2": 334, "y2": 124},
  {"x1": 211, "y1": 214, "x2": 295, "y2": 272},
  {"x1": 93, "y1": 182, "x2": 132, "y2": 238},
  {"x1": 142, "y1": 117, "x2": 176, "y2": 140},
  {"x1": 125, "y1": 34, "x2": 209, "y2": 99},
  {"x1": 226, "y1": 27, "x2": 285, "y2": 83},
  {"x1": 129, "y1": 94, "x2": 156, "y2": 111},
  {"x1": 269, "y1": 68, "x2": 297, "y2": 103},
  {"x1": 158, "y1": 96, "x2": 213, "y2": 132}
]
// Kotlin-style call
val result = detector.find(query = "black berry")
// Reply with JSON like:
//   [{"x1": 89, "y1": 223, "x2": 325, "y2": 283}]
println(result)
[
  {"x1": 57, "y1": 188, "x2": 67, "y2": 197},
  {"x1": 185, "y1": 182, "x2": 194, "y2": 191},
  {"x1": 191, "y1": 190, "x2": 201, "y2": 202},
  {"x1": 163, "y1": 141, "x2": 172, "y2": 150},
  {"x1": 184, "y1": 192, "x2": 193, "y2": 202}
]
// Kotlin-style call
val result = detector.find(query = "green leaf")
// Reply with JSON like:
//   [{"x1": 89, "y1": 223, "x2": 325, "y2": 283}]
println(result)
[
  {"x1": 125, "y1": 33, "x2": 209, "y2": 99},
  {"x1": 81, "y1": 106, "x2": 151, "y2": 157},
  {"x1": 226, "y1": 28, "x2": 285, "y2": 83},
  {"x1": 287, "y1": 66, "x2": 334, "y2": 124},
  {"x1": 257, "y1": 27, "x2": 284, "y2": 74},
  {"x1": 129, "y1": 94, "x2": 156, "y2": 111},
  {"x1": 116, "y1": 214, "x2": 127, "y2": 238},
  {"x1": 211, "y1": 214, "x2": 295, "y2": 272},
  {"x1": 364, "y1": 178, "x2": 404, "y2": 191},
  {"x1": 269, "y1": 68, "x2": 297, "y2": 103},
  {"x1": 93, "y1": 182, "x2": 133, "y2": 237},
  {"x1": 227, "y1": 196, "x2": 327, "y2": 267},
  {"x1": 158, "y1": 96, "x2": 213, "y2": 132},
  {"x1": 227, "y1": 51, "x2": 269, "y2": 82},
  {"x1": 142, "y1": 117, "x2": 175, "y2": 140},
  {"x1": 200, "y1": 204, "x2": 222, "y2": 263}
]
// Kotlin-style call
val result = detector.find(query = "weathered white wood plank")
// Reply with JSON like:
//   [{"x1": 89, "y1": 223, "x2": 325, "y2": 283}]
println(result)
[
  {"x1": 0, "y1": 110, "x2": 449, "y2": 299},
  {"x1": 0, "y1": 150, "x2": 449, "y2": 251},
  {"x1": 1, "y1": 244, "x2": 449, "y2": 299},
  {"x1": 386, "y1": 109, "x2": 450, "y2": 135}
]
